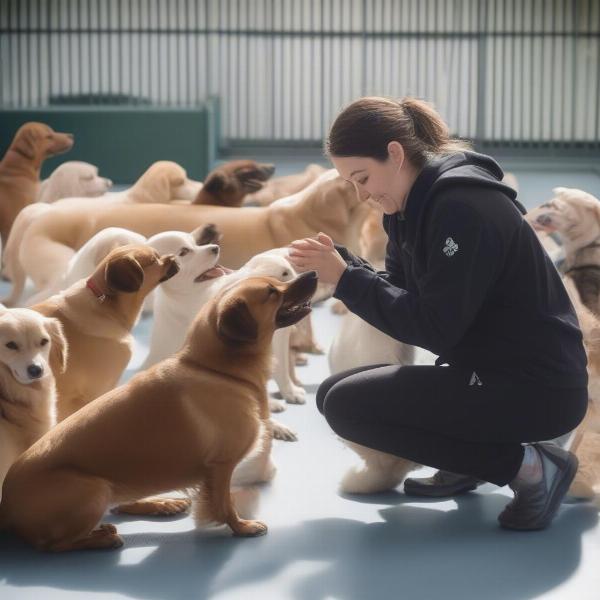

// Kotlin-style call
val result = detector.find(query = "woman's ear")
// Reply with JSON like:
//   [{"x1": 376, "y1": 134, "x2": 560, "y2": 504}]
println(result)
[{"x1": 387, "y1": 141, "x2": 405, "y2": 170}]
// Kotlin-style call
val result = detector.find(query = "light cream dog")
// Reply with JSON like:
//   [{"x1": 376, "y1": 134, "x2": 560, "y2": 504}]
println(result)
[
  {"x1": 0, "y1": 272, "x2": 318, "y2": 550},
  {"x1": 37, "y1": 161, "x2": 112, "y2": 203},
  {"x1": 526, "y1": 187, "x2": 600, "y2": 313},
  {"x1": 9, "y1": 169, "x2": 369, "y2": 310},
  {"x1": 0, "y1": 306, "x2": 67, "y2": 500},
  {"x1": 30, "y1": 245, "x2": 179, "y2": 423}
]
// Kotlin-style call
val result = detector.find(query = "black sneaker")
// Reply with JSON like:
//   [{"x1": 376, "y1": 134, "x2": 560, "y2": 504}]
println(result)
[
  {"x1": 404, "y1": 470, "x2": 484, "y2": 498},
  {"x1": 498, "y1": 442, "x2": 578, "y2": 531}
]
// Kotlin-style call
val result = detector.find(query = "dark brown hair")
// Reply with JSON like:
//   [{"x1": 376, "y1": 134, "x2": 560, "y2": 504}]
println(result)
[{"x1": 325, "y1": 96, "x2": 472, "y2": 168}]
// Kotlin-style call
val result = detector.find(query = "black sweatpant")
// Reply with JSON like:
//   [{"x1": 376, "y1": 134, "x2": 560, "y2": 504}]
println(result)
[{"x1": 316, "y1": 364, "x2": 588, "y2": 486}]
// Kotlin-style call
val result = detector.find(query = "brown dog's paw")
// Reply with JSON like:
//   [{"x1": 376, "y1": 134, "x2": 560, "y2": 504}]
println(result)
[
  {"x1": 112, "y1": 497, "x2": 191, "y2": 516},
  {"x1": 231, "y1": 519, "x2": 268, "y2": 537}
]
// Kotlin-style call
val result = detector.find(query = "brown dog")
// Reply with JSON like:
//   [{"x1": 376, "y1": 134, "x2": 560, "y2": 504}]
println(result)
[
  {"x1": 0, "y1": 122, "x2": 73, "y2": 252},
  {"x1": 193, "y1": 160, "x2": 275, "y2": 207},
  {"x1": 0, "y1": 271, "x2": 318, "y2": 551},
  {"x1": 31, "y1": 244, "x2": 179, "y2": 422}
]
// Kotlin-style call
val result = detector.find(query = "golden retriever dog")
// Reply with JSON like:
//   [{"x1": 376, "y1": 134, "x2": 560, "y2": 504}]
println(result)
[
  {"x1": 243, "y1": 163, "x2": 327, "y2": 207},
  {"x1": 1, "y1": 160, "x2": 197, "y2": 306},
  {"x1": 0, "y1": 122, "x2": 73, "y2": 251},
  {"x1": 192, "y1": 160, "x2": 275, "y2": 207},
  {"x1": 37, "y1": 161, "x2": 112, "y2": 203},
  {"x1": 0, "y1": 271, "x2": 318, "y2": 551},
  {"x1": 9, "y1": 169, "x2": 368, "y2": 306},
  {"x1": 561, "y1": 274, "x2": 600, "y2": 498},
  {"x1": 0, "y1": 306, "x2": 67, "y2": 500},
  {"x1": 526, "y1": 187, "x2": 600, "y2": 314},
  {"x1": 30, "y1": 244, "x2": 179, "y2": 423}
]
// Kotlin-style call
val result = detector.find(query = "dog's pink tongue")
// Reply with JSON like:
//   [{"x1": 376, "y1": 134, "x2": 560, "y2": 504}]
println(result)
[{"x1": 202, "y1": 265, "x2": 229, "y2": 280}]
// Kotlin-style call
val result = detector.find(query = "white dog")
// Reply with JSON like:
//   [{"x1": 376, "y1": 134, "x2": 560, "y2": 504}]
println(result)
[
  {"x1": 0, "y1": 305, "x2": 67, "y2": 499},
  {"x1": 24, "y1": 227, "x2": 147, "y2": 307},
  {"x1": 37, "y1": 161, "x2": 112, "y2": 203},
  {"x1": 327, "y1": 255, "x2": 422, "y2": 494}
]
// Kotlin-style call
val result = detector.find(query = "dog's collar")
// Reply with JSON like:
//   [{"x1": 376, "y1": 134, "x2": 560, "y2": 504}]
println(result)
[{"x1": 86, "y1": 278, "x2": 108, "y2": 303}]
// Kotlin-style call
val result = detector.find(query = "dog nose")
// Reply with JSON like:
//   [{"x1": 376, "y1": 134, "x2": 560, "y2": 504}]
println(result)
[
  {"x1": 27, "y1": 364, "x2": 43, "y2": 379},
  {"x1": 211, "y1": 246, "x2": 219, "y2": 254},
  {"x1": 537, "y1": 215, "x2": 552, "y2": 226}
]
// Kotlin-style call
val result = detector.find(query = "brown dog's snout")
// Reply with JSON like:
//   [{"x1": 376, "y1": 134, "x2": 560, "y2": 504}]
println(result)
[
  {"x1": 261, "y1": 163, "x2": 276, "y2": 178},
  {"x1": 282, "y1": 271, "x2": 318, "y2": 305}
]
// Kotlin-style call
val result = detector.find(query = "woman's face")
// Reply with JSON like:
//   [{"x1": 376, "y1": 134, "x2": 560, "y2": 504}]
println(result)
[{"x1": 331, "y1": 142, "x2": 417, "y2": 215}]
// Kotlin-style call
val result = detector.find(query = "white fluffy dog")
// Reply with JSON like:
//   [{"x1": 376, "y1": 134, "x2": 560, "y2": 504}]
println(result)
[
  {"x1": 328, "y1": 258, "x2": 421, "y2": 494},
  {"x1": 143, "y1": 231, "x2": 307, "y2": 432},
  {"x1": 37, "y1": 161, "x2": 112, "y2": 203},
  {"x1": 24, "y1": 227, "x2": 147, "y2": 307}
]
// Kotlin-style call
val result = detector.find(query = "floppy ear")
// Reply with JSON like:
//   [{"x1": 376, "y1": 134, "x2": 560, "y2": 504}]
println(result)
[
  {"x1": 104, "y1": 255, "x2": 145, "y2": 293},
  {"x1": 202, "y1": 172, "x2": 229, "y2": 195},
  {"x1": 193, "y1": 223, "x2": 222, "y2": 245},
  {"x1": 45, "y1": 318, "x2": 68, "y2": 374},
  {"x1": 12, "y1": 128, "x2": 36, "y2": 160},
  {"x1": 217, "y1": 298, "x2": 258, "y2": 344}
]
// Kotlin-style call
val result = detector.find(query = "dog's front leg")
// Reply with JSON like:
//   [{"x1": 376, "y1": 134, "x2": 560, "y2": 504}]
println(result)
[{"x1": 271, "y1": 328, "x2": 306, "y2": 404}]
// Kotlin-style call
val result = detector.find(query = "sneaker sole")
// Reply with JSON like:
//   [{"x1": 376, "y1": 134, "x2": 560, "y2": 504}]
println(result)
[{"x1": 403, "y1": 480, "x2": 481, "y2": 498}]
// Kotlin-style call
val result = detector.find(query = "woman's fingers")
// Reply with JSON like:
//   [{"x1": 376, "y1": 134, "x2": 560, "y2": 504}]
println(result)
[{"x1": 289, "y1": 238, "x2": 325, "y2": 250}]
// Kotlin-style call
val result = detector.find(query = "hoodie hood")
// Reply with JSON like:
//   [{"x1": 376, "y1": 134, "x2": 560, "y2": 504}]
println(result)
[{"x1": 403, "y1": 151, "x2": 526, "y2": 227}]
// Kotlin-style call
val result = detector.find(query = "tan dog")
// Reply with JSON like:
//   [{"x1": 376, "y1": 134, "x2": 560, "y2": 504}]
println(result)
[
  {"x1": 0, "y1": 271, "x2": 318, "y2": 551},
  {"x1": 0, "y1": 306, "x2": 67, "y2": 499},
  {"x1": 0, "y1": 122, "x2": 73, "y2": 251},
  {"x1": 31, "y1": 244, "x2": 179, "y2": 423},
  {"x1": 562, "y1": 274, "x2": 600, "y2": 498},
  {"x1": 243, "y1": 164, "x2": 327, "y2": 206},
  {"x1": 192, "y1": 160, "x2": 275, "y2": 207},
  {"x1": 1, "y1": 160, "x2": 195, "y2": 306},
  {"x1": 526, "y1": 187, "x2": 600, "y2": 314},
  {"x1": 11, "y1": 169, "x2": 368, "y2": 302}
]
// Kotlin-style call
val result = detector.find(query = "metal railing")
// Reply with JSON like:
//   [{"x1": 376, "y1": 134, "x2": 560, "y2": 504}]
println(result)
[{"x1": 1, "y1": 0, "x2": 599, "y2": 151}]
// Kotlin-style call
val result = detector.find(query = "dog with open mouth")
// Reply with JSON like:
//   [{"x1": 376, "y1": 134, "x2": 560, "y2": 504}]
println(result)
[
  {"x1": 0, "y1": 271, "x2": 318, "y2": 551},
  {"x1": 144, "y1": 234, "x2": 310, "y2": 423}
]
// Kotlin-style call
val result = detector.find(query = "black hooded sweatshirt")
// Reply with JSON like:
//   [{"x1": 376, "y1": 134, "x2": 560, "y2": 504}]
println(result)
[{"x1": 333, "y1": 151, "x2": 588, "y2": 389}]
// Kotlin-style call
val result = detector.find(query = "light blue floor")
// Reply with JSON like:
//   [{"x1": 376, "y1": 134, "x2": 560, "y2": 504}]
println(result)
[{"x1": 2, "y1": 154, "x2": 600, "y2": 599}]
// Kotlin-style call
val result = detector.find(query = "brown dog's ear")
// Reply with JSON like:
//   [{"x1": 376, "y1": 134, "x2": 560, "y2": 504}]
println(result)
[
  {"x1": 104, "y1": 255, "x2": 145, "y2": 293},
  {"x1": 202, "y1": 172, "x2": 231, "y2": 195},
  {"x1": 193, "y1": 223, "x2": 222, "y2": 245},
  {"x1": 44, "y1": 318, "x2": 68, "y2": 374},
  {"x1": 217, "y1": 298, "x2": 258, "y2": 344},
  {"x1": 12, "y1": 128, "x2": 36, "y2": 160}
]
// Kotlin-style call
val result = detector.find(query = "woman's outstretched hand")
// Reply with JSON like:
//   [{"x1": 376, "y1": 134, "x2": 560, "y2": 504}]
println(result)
[{"x1": 288, "y1": 232, "x2": 348, "y2": 287}]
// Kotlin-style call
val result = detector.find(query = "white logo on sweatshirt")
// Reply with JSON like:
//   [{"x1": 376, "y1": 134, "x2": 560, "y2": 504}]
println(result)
[
  {"x1": 443, "y1": 237, "x2": 459, "y2": 257},
  {"x1": 469, "y1": 371, "x2": 483, "y2": 386}
]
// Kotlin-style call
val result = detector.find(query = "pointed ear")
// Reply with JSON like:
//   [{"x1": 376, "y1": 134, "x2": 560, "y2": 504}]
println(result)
[
  {"x1": 45, "y1": 318, "x2": 68, "y2": 374},
  {"x1": 216, "y1": 298, "x2": 258, "y2": 344},
  {"x1": 105, "y1": 255, "x2": 144, "y2": 293},
  {"x1": 193, "y1": 223, "x2": 222, "y2": 245}
]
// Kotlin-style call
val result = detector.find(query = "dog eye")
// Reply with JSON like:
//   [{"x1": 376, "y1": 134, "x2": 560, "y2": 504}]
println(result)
[
  {"x1": 178, "y1": 247, "x2": 191, "y2": 257},
  {"x1": 40, "y1": 338, "x2": 49, "y2": 346},
  {"x1": 6, "y1": 341, "x2": 18, "y2": 351},
  {"x1": 282, "y1": 270, "x2": 289, "y2": 277}
]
